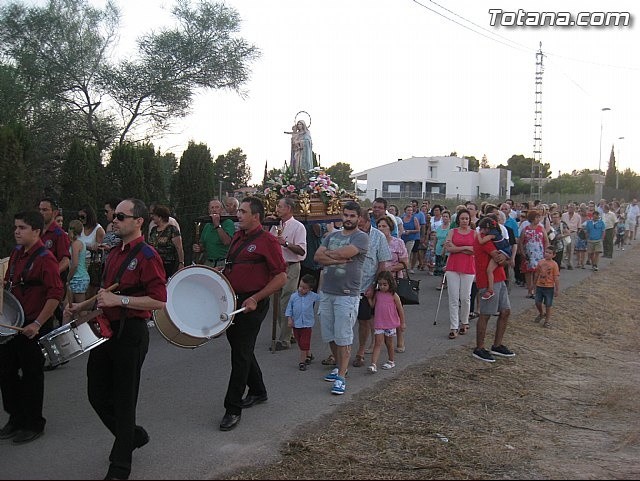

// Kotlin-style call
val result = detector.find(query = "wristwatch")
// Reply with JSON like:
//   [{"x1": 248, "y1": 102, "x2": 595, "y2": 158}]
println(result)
[
  {"x1": 216, "y1": 224, "x2": 222, "y2": 229},
  {"x1": 284, "y1": 241, "x2": 289, "y2": 248},
  {"x1": 121, "y1": 296, "x2": 130, "y2": 306}
]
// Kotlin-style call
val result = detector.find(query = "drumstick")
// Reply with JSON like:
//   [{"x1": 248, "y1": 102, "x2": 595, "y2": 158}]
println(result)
[
  {"x1": 85, "y1": 283, "x2": 119, "y2": 305},
  {"x1": 0, "y1": 322, "x2": 24, "y2": 332}
]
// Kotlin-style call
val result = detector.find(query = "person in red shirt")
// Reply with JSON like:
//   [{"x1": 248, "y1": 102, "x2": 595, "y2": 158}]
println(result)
[
  {"x1": 65, "y1": 199, "x2": 166, "y2": 480},
  {"x1": 472, "y1": 216, "x2": 515, "y2": 363},
  {"x1": 0, "y1": 211, "x2": 64, "y2": 444},
  {"x1": 38, "y1": 197, "x2": 71, "y2": 277},
  {"x1": 219, "y1": 197, "x2": 287, "y2": 431}
]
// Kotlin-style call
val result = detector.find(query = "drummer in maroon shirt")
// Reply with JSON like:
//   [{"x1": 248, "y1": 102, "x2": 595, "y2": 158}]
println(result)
[
  {"x1": 0, "y1": 211, "x2": 64, "y2": 445},
  {"x1": 65, "y1": 198, "x2": 166, "y2": 481},
  {"x1": 38, "y1": 197, "x2": 71, "y2": 277},
  {"x1": 219, "y1": 197, "x2": 287, "y2": 431}
]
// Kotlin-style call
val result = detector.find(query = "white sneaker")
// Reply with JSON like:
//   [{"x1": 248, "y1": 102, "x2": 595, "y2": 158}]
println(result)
[
  {"x1": 410, "y1": 269, "x2": 415, "y2": 274},
  {"x1": 382, "y1": 361, "x2": 395, "y2": 370},
  {"x1": 367, "y1": 363, "x2": 377, "y2": 373}
]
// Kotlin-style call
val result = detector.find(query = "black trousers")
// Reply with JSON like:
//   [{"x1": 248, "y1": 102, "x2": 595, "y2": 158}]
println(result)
[
  {"x1": 87, "y1": 319, "x2": 149, "y2": 480},
  {"x1": 224, "y1": 296, "x2": 270, "y2": 416},
  {"x1": 0, "y1": 334, "x2": 46, "y2": 432}
]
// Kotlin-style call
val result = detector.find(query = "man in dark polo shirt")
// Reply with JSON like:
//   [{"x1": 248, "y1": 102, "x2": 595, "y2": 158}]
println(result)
[
  {"x1": 65, "y1": 198, "x2": 166, "y2": 480},
  {"x1": 219, "y1": 197, "x2": 287, "y2": 431},
  {"x1": 473, "y1": 216, "x2": 516, "y2": 363},
  {"x1": 0, "y1": 211, "x2": 64, "y2": 444},
  {"x1": 38, "y1": 197, "x2": 71, "y2": 278}
]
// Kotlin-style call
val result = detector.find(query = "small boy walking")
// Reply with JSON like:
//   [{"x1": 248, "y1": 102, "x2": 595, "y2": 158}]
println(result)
[
  {"x1": 534, "y1": 246, "x2": 560, "y2": 328},
  {"x1": 286, "y1": 274, "x2": 320, "y2": 371}
]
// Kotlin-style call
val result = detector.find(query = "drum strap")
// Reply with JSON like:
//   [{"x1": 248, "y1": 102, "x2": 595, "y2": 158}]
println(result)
[
  {"x1": 102, "y1": 242, "x2": 146, "y2": 339},
  {"x1": 8, "y1": 246, "x2": 46, "y2": 293},
  {"x1": 224, "y1": 230, "x2": 266, "y2": 271}
]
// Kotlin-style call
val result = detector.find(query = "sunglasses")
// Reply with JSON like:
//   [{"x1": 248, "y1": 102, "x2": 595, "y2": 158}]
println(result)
[
  {"x1": 114, "y1": 212, "x2": 137, "y2": 221},
  {"x1": 78, "y1": 215, "x2": 86, "y2": 219}
]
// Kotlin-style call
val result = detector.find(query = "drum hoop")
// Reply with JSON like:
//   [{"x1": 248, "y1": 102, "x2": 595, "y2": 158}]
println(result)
[
  {"x1": 0, "y1": 290, "x2": 25, "y2": 336},
  {"x1": 165, "y1": 265, "x2": 236, "y2": 337}
]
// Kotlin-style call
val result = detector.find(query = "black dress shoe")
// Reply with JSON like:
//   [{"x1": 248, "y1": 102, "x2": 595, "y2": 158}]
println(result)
[
  {"x1": 12, "y1": 429, "x2": 44, "y2": 444},
  {"x1": 0, "y1": 421, "x2": 19, "y2": 439},
  {"x1": 219, "y1": 413, "x2": 241, "y2": 431},
  {"x1": 134, "y1": 425, "x2": 149, "y2": 449},
  {"x1": 240, "y1": 393, "x2": 268, "y2": 409}
]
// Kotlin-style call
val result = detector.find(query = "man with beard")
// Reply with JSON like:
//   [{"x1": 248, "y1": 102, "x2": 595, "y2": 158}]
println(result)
[{"x1": 314, "y1": 201, "x2": 369, "y2": 395}]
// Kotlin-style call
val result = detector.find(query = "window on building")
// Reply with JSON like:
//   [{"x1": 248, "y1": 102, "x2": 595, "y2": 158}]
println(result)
[{"x1": 428, "y1": 166, "x2": 437, "y2": 179}]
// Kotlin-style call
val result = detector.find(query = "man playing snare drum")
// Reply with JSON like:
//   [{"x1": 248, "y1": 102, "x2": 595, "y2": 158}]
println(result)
[
  {"x1": 219, "y1": 197, "x2": 286, "y2": 431},
  {"x1": 0, "y1": 211, "x2": 64, "y2": 444},
  {"x1": 65, "y1": 199, "x2": 166, "y2": 480}
]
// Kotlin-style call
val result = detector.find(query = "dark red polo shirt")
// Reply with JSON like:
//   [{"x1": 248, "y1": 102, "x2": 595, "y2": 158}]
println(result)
[
  {"x1": 40, "y1": 221, "x2": 71, "y2": 263},
  {"x1": 223, "y1": 225, "x2": 286, "y2": 294},
  {"x1": 5, "y1": 239, "x2": 64, "y2": 321},
  {"x1": 102, "y1": 236, "x2": 167, "y2": 321}
]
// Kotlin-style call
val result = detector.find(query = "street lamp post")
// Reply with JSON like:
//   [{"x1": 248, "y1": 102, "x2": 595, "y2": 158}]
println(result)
[
  {"x1": 599, "y1": 107, "x2": 612, "y2": 174},
  {"x1": 616, "y1": 136, "x2": 624, "y2": 189}
]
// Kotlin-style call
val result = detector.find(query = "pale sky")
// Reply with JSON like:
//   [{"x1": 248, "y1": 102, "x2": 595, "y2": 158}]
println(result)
[{"x1": 31, "y1": 0, "x2": 640, "y2": 185}]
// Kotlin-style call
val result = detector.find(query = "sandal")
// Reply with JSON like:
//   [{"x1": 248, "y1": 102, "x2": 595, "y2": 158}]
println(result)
[
  {"x1": 352, "y1": 354, "x2": 365, "y2": 367},
  {"x1": 448, "y1": 330, "x2": 458, "y2": 339},
  {"x1": 321, "y1": 354, "x2": 336, "y2": 366},
  {"x1": 469, "y1": 312, "x2": 479, "y2": 320},
  {"x1": 395, "y1": 346, "x2": 406, "y2": 353},
  {"x1": 298, "y1": 362, "x2": 307, "y2": 371},
  {"x1": 305, "y1": 354, "x2": 314, "y2": 364},
  {"x1": 459, "y1": 324, "x2": 468, "y2": 335}
]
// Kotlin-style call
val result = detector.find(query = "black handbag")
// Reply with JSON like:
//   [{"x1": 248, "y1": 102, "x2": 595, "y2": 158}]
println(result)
[{"x1": 397, "y1": 269, "x2": 420, "y2": 305}]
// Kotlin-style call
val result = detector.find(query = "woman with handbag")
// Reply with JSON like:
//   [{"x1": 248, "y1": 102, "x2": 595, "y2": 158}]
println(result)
[
  {"x1": 78, "y1": 205, "x2": 105, "y2": 298},
  {"x1": 377, "y1": 216, "x2": 409, "y2": 353},
  {"x1": 443, "y1": 208, "x2": 475, "y2": 339}
]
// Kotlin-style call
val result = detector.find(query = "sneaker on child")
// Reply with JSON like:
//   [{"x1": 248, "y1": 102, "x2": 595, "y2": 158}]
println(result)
[
  {"x1": 324, "y1": 368, "x2": 339, "y2": 382},
  {"x1": 367, "y1": 363, "x2": 377, "y2": 373},
  {"x1": 381, "y1": 361, "x2": 395, "y2": 369},
  {"x1": 331, "y1": 376, "x2": 346, "y2": 395}
]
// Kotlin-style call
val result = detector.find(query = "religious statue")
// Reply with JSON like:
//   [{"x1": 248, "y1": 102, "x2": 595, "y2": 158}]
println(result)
[{"x1": 285, "y1": 116, "x2": 313, "y2": 174}]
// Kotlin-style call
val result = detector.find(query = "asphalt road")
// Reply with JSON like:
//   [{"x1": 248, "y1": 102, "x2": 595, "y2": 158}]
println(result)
[{"x1": 1, "y1": 244, "x2": 632, "y2": 479}]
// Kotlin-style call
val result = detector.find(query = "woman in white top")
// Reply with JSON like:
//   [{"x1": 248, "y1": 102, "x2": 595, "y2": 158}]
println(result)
[{"x1": 78, "y1": 205, "x2": 105, "y2": 297}]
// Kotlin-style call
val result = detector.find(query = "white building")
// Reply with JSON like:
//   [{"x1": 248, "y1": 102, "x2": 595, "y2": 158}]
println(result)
[{"x1": 352, "y1": 156, "x2": 512, "y2": 202}]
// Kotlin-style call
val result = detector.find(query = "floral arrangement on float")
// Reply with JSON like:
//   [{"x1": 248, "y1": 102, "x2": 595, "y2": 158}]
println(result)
[{"x1": 261, "y1": 167, "x2": 356, "y2": 219}]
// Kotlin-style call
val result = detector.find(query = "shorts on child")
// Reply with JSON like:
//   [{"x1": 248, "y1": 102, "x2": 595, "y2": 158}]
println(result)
[
  {"x1": 586, "y1": 240, "x2": 603, "y2": 254},
  {"x1": 292, "y1": 327, "x2": 312, "y2": 351},
  {"x1": 319, "y1": 292, "x2": 359, "y2": 346},
  {"x1": 69, "y1": 276, "x2": 90, "y2": 294},
  {"x1": 374, "y1": 328, "x2": 396, "y2": 337},
  {"x1": 535, "y1": 286, "x2": 555, "y2": 306}
]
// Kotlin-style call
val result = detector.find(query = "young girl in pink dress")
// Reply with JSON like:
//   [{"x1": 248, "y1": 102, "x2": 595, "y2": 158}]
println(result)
[{"x1": 366, "y1": 271, "x2": 406, "y2": 373}]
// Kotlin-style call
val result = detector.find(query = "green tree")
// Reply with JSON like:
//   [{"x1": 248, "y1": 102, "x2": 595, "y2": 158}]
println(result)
[
  {"x1": 543, "y1": 172, "x2": 594, "y2": 194},
  {"x1": 212, "y1": 147, "x2": 251, "y2": 195},
  {"x1": 480, "y1": 154, "x2": 490, "y2": 169},
  {"x1": 138, "y1": 144, "x2": 167, "y2": 205},
  {"x1": 497, "y1": 154, "x2": 551, "y2": 179},
  {"x1": 173, "y1": 141, "x2": 216, "y2": 263},
  {"x1": 0, "y1": 124, "x2": 28, "y2": 254},
  {"x1": 0, "y1": 0, "x2": 259, "y2": 150},
  {"x1": 325, "y1": 162, "x2": 353, "y2": 191},
  {"x1": 605, "y1": 145, "x2": 617, "y2": 188},
  {"x1": 106, "y1": 144, "x2": 146, "y2": 200},
  {"x1": 60, "y1": 139, "x2": 99, "y2": 213},
  {"x1": 464, "y1": 155, "x2": 479, "y2": 172}
]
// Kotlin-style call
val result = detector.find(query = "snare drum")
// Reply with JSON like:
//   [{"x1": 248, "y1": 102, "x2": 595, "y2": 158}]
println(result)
[
  {"x1": 38, "y1": 320, "x2": 108, "y2": 367},
  {"x1": 0, "y1": 290, "x2": 24, "y2": 345},
  {"x1": 154, "y1": 265, "x2": 237, "y2": 348}
]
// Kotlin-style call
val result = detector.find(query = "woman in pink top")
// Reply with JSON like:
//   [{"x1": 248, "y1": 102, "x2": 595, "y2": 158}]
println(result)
[
  {"x1": 377, "y1": 216, "x2": 409, "y2": 353},
  {"x1": 443, "y1": 208, "x2": 476, "y2": 339}
]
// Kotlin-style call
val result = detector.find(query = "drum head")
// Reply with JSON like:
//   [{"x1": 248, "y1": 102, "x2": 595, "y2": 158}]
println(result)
[
  {"x1": 165, "y1": 265, "x2": 236, "y2": 338},
  {"x1": 0, "y1": 290, "x2": 25, "y2": 337}
]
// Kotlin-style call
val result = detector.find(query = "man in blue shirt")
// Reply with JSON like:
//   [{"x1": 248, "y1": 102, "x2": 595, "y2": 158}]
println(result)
[{"x1": 584, "y1": 211, "x2": 605, "y2": 271}]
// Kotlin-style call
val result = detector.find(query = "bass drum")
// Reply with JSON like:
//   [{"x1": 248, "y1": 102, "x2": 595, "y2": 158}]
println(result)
[
  {"x1": 0, "y1": 290, "x2": 24, "y2": 345},
  {"x1": 154, "y1": 265, "x2": 236, "y2": 349}
]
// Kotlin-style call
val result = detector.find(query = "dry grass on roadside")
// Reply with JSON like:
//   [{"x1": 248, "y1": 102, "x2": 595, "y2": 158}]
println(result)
[{"x1": 227, "y1": 247, "x2": 640, "y2": 480}]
